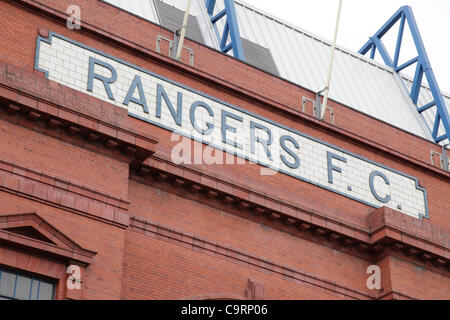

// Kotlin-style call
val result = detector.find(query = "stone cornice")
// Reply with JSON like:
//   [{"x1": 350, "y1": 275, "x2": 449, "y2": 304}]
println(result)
[
  {"x1": 0, "y1": 62, "x2": 158, "y2": 165},
  {"x1": 0, "y1": 159, "x2": 130, "y2": 228},
  {"x1": 133, "y1": 156, "x2": 450, "y2": 270}
]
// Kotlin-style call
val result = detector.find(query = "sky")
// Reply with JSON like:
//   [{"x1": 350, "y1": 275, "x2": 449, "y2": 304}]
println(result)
[{"x1": 241, "y1": 0, "x2": 450, "y2": 94}]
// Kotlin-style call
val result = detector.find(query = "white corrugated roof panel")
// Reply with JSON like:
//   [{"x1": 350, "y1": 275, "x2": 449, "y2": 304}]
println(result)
[
  {"x1": 101, "y1": 0, "x2": 450, "y2": 144},
  {"x1": 103, "y1": 0, "x2": 160, "y2": 23},
  {"x1": 231, "y1": 0, "x2": 435, "y2": 142}
]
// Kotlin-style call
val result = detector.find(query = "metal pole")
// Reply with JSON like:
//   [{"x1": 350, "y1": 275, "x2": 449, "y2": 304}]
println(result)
[
  {"x1": 175, "y1": 0, "x2": 193, "y2": 61},
  {"x1": 320, "y1": 0, "x2": 343, "y2": 120}
]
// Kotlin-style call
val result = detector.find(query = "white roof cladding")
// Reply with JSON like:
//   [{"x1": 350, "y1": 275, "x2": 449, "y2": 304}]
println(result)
[
  {"x1": 102, "y1": 0, "x2": 450, "y2": 144},
  {"x1": 104, "y1": 0, "x2": 160, "y2": 23}
]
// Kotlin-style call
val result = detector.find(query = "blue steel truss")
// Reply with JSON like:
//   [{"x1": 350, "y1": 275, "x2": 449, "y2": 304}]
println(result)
[
  {"x1": 204, "y1": 0, "x2": 245, "y2": 61},
  {"x1": 359, "y1": 6, "x2": 450, "y2": 144}
]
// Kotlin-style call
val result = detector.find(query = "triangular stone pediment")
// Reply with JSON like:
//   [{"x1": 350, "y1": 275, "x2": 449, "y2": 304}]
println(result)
[
  {"x1": 0, "y1": 213, "x2": 96, "y2": 266},
  {"x1": 4, "y1": 226, "x2": 56, "y2": 245}
]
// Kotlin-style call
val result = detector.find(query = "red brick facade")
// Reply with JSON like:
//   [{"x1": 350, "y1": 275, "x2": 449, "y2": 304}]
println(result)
[{"x1": 0, "y1": 0, "x2": 448, "y2": 300}]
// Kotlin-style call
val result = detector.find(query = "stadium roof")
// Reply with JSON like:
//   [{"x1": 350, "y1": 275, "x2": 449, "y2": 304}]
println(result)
[{"x1": 102, "y1": 0, "x2": 450, "y2": 145}]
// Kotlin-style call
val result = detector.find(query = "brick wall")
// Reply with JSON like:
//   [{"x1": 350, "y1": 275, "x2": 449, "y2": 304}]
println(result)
[{"x1": 0, "y1": 0, "x2": 448, "y2": 300}]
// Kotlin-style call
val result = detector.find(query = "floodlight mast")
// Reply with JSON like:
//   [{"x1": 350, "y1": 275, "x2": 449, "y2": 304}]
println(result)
[
  {"x1": 359, "y1": 6, "x2": 450, "y2": 145},
  {"x1": 204, "y1": 0, "x2": 245, "y2": 61}
]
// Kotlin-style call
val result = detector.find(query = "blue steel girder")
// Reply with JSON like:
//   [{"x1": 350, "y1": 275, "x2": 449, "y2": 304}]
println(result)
[
  {"x1": 205, "y1": 0, "x2": 245, "y2": 61},
  {"x1": 359, "y1": 6, "x2": 450, "y2": 144}
]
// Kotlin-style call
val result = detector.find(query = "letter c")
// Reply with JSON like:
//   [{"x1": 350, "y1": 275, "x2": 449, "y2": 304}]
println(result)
[{"x1": 369, "y1": 171, "x2": 391, "y2": 203}]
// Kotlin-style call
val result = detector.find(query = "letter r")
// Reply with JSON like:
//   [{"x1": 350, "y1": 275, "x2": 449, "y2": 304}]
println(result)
[{"x1": 87, "y1": 57, "x2": 117, "y2": 101}]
